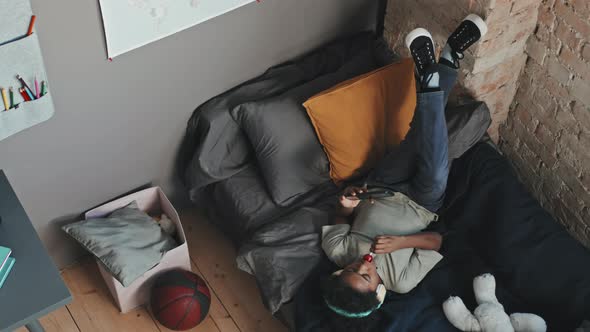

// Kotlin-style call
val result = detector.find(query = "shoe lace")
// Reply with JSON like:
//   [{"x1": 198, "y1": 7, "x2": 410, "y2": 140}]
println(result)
[
  {"x1": 446, "y1": 21, "x2": 480, "y2": 68},
  {"x1": 451, "y1": 22, "x2": 479, "y2": 52},
  {"x1": 412, "y1": 42, "x2": 435, "y2": 72}
]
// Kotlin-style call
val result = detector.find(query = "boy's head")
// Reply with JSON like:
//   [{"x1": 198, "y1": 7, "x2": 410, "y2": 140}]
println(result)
[{"x1": 321, "y1": 259, "x2": 386, "y2": 319}]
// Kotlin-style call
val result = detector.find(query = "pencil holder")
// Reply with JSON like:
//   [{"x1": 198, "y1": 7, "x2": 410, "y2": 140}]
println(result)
[
  {"x1": 0, "y1": 93, "x2": 52, "y2": 139},
  {"x1": 0, "y1": 15, "x2": 55, "y2": 141}
]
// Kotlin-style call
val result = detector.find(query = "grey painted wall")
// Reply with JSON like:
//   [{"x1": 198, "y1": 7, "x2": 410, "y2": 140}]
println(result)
[{"x1": 0, "y1": 0, "x2": 377, "y2": 268}]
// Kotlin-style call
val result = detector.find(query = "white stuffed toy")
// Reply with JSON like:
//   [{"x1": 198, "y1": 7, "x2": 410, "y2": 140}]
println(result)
[{"x1": 442, "y1": 274, "x2": 547, "y2": 332}]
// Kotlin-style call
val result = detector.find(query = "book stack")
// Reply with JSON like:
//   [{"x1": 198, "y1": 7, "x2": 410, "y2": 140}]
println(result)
[{"x1": 0, "y1": 246, "x2": 15, "y2": 288}]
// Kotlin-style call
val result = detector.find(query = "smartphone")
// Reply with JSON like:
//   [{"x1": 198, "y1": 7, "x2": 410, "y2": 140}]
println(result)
[{"x1": 346, "y1": 188, "x2": 395, "y2": 200}]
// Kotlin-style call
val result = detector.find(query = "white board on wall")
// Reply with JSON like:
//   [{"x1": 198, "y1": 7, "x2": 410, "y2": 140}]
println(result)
[{"x1": 99, "y1": 0, "x2": 256, "y2": 59}]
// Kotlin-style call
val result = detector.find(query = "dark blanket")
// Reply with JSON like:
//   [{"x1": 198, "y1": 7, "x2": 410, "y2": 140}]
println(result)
[{"x1": 295, "y1": 143, "x2": 590, "y2": 332}]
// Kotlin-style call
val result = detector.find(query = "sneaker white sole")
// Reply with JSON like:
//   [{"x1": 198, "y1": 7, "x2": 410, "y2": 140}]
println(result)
[
  {"x1": 405, "y1": 28, "x2": 434, "y2": 50},
  {"x1": 464, "y1": 14, "x2": 488, "y2": 38}
]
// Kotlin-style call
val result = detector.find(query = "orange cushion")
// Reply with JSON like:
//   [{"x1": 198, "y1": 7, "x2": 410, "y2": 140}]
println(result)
[{"x1": 303, "y1": 58, "x2": 416, "y2": 183}]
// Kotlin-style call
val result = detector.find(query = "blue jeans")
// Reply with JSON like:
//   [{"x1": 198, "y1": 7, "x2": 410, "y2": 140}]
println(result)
[{"x1": 366, "y1": 64, "x2": 458, "y2": 212}]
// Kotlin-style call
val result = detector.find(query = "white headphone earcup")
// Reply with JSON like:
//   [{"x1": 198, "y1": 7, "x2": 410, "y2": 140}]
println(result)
[
  {"x1": 332, "y1": 269, "x2": 343, "y2": 277},
  {"x1": 376, "y1": 284, "x2": 386, "y2": 303}
]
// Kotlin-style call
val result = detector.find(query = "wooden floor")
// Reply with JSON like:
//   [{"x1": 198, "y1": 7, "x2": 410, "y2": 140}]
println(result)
[{"x1": 16, "y1": 209, "x2": 287, "y2": 332}]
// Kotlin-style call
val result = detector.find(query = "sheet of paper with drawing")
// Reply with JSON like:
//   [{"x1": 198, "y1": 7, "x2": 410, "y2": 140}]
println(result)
[{"x1": 99, "y1": 0, "x2": 257, "y2": 59}]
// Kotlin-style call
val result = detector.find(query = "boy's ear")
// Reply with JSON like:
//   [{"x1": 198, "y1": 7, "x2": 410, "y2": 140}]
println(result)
[
  {"x1": 332, "y1": 269, "x2": 343, "y2": 276},
  {"x1": 376, "y1": 284, "x2": 386, "y2": 303}
]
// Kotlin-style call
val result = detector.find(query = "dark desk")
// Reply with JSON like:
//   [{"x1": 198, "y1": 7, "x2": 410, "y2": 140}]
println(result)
[{"x1": 0, "y1": 171, "x2": 71, "y2": 332}]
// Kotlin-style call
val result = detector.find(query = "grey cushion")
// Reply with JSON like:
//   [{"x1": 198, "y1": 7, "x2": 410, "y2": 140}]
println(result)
[
  {"x1": 210, "y1": 164, "x2": 340, "y2": 240},
  {"x1": 62, "y1": 202, "x2": 177, "y2": 286},
  {"x1": 212, "y1": 164, "x2": 283, "y2": 237},
  {"x1": 446, "y1": 101, "x2": 492, "y2": 160},
  {"x1": 232, "y1": 51, "x2": 380, "y2": 206}
]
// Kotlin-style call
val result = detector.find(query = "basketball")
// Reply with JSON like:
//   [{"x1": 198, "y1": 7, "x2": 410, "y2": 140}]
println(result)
[{"x1": 150, "y1": 269, "x2": 211, "y2": 330}]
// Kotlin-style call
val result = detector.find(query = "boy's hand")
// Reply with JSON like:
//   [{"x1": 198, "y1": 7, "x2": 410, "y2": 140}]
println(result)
[
  {"x1": 372, "y1": 235, "x2": 403, "y2": 254},
  {"x1": 372, "y1": 233, "x2": 442, "y2": 253},
  {"x1": 337, "y1": 186, "x2": 365, "y2": 217},
  {"x1": 340, "y1": 186, "x2": 365, "y2": 208}
]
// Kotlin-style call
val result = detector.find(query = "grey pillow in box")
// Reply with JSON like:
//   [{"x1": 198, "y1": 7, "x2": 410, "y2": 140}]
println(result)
[
  {"x1": 62, "y1": 202, "x2": 177, "y2": 286},
  {"x1": 232, "y1": 51, "x2": 378, "y2": 206}
]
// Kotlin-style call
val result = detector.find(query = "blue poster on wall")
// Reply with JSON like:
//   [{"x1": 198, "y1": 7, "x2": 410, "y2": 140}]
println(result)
[{"x1": 99, "y1": 0, "x2": 257, "y2": 59}]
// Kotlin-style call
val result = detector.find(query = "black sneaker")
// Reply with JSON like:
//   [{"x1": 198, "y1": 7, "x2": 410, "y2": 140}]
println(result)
[
  {"x1": 405, "y1": 28, "x2": 437, "y2": 90},
  {"x1": 443, "y1": 14, "x2": 488, "y2": 68}
]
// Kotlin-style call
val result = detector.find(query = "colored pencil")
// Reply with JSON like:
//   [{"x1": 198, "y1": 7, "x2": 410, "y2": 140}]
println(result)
[
  {"x1": 16, "y1": 75, "x2": 34, "y2": 99},
  {"x1": 27, "y1": 15, "x2": 36, "y2": 36},
  {"x1": 9, "y1": 88, "x2": 14, "y2": 109},
  {"x1": 19, "y1": 88, "x2": 31, "y2": 101},
  {"x1": 34, "y1": 77, "x2": 40, "y2": 99},
  {"x1": 40, "y1": 81, "x2": 47, "y2": 96},
  {"x1": 1, "y1": 88, "x2": 9, "y2": 111},
  {"x1": 24, "y1": 86, "x2": 34, "y2": 100}
]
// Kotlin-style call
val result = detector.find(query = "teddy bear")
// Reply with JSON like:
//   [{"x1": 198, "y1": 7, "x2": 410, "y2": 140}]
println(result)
[{"x1": 442, "y1": 273, "x2": 547, "y2": 332}]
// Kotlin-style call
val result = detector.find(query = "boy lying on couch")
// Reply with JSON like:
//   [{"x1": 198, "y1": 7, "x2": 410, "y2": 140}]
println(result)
[{"x1": 320, "y1": 14, "x2": 488, "y2": 331}]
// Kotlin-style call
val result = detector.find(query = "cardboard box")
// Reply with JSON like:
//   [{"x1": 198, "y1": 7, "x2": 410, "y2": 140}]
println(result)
[{"x1": 85, "y1": 187, "x2": 191, "y2": 313}]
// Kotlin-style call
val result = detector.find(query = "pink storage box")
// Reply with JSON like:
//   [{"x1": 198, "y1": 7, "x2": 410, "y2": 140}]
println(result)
[{"x1": 84, "y1": 187, "x2": 191, "y2": 313}]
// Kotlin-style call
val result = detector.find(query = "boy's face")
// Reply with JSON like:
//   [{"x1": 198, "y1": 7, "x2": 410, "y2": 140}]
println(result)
[{"x1": 339, "y1": 258, "x2": 382, "y2": 293}]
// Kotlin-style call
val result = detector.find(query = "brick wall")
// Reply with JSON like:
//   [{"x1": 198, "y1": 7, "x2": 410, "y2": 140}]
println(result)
[
  {"x1": 384, "y1": 0, "x2": 590, "y2": 247},
  {"x1": 383, "y1": 0, "x2": 542, "y2": 141},
  {"x1": 500, "y1": 0, "x2": 590, "y2": 246}
]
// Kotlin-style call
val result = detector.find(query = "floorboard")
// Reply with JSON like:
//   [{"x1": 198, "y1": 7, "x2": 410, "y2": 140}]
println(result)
[
  {"x1": 151, "y1": 314, "x2": 220, "y2": 332},
  {"x1": 190, "y1": 262, "x2": 240, "y2": 332},
  {"x1": 13, "y1": 208, "x2": 287, "y2": 332},
  {"x1": 62, "y1": 260, "x2": 161, "y2": 332},
  {"x1": 181, "y1": 209, "x2": 288, "y2": 332},
  {"x1": 13, "y1": 306, "x2": 79, "y2": 332}
]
